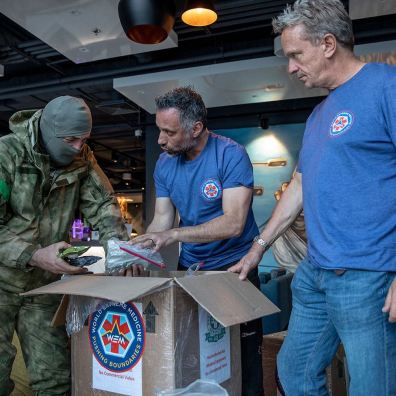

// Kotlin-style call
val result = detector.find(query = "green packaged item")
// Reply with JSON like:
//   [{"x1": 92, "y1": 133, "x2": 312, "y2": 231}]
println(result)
[
  {"x1": 58, "y1": 246, "x2": 90, "y2": 260},
  {"x1": 58, "y1": 246, "x2": 101, "y2": 267}
]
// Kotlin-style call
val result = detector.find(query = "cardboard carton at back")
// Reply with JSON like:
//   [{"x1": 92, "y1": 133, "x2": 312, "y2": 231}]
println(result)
[{"x1": 24, "y1": 271, "x2": 279, "y2": 396}]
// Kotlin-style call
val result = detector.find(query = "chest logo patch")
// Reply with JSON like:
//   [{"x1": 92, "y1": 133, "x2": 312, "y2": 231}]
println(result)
[
  {"x1": 330, "y1": 112, "x2": 353, "y2": 136},
  {"x1": 89, "y1": 302, "x2": 145, "y2": 372},
  {"x1": 201, "y1": 178, "x2": 222, "y2": 200}
]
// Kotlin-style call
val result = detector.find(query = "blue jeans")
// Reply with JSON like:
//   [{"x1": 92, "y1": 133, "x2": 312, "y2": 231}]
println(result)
[{"x1": 277, "y1": 258, "x2": 396, "y2": 396}]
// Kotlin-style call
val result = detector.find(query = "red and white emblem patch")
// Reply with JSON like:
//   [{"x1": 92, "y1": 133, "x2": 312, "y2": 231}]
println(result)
[
  {"x1": 201, "y1": 179, "x2": 222, "y2": 200},
  {"x1": 330, "y1": 112, "x2": 353, "y2": 136}
]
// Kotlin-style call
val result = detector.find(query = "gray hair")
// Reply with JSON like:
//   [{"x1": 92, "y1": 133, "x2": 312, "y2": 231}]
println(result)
[
  {"x1": 273, "y1": 0, "x2": 354, "y2": 50},
  {"x1": 155, "y1": 86, "x2": 207, "y2": 134}
]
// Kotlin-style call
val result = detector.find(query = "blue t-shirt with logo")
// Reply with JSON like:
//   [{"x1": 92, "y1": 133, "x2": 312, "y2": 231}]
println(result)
[
  {"x1": 299, "y1": 63, "x2": 396, "y2": 271},
  {"x1": 154, "y1": 132, "x2": 259, "y2": 269}
]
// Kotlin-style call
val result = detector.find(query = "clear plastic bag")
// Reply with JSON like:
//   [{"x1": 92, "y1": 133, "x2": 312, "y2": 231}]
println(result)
[
  {"x1": 156, "y1": 379, "x2": 229, "y2": 396},
  {"x1": 65, "y1": 295, "x2": 114, "y2": 336},
  {"x1": 185, "y1": 262, "x2": 204, "y2": 276},
  {"x1": 105, "y1": 239, "x2": 166, "y2": 274}
]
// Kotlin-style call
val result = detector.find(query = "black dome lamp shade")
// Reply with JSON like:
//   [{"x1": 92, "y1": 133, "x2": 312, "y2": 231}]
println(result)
[{"x1": 118, "y1": 0, "x2": 176, "y2": 44}]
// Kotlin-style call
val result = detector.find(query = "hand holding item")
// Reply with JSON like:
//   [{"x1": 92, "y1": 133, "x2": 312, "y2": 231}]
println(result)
[
  {"x1": 105, "y1": 239, "x2": 165, "y2": 275},
  {"x1": 116, "y1": 264, "x2": 147, "y2": 277},
  {"x1": 58, "y1": 245, "x2": 101, "y2": 267},
  {"x1": 29, "y1": 242, "x2": 88, "y2": 275},
  {"x1": 129, "y1": 230, "x2": 177, "y2": 252}
]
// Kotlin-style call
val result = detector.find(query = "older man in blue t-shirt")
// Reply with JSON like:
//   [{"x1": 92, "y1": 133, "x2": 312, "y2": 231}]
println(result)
[
  {"x1": 131, "y1": 86, "x2": 263, "y2": 396},
  {"x1": 230, "y1": 1, "x2": 396, "y2": 395}
]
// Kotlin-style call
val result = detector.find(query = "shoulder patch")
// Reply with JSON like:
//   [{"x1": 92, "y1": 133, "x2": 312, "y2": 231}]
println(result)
[{"x1": 0, "y1": 180, "x2": 10, "y2": 201}]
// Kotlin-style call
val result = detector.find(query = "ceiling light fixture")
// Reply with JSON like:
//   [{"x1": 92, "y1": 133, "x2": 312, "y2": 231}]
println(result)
[
  {"x1": 118, "y1": 0, "x2": 176, "y2": 44},
  {"x1": 259, "y1": 116, "x2": 269, "y2": 130},
  {"x1": 264, "y1": 83, "x2": 284, "y2": 92},
  {"x1": 181, "y1": 0, "x2": 218, "y2": 27},
  {"x1": 253, "y1": 158, "x2": 288, "y2": 167},
  {"x1": 122, "y1": 172, "x2": 133, "y2": 181}
]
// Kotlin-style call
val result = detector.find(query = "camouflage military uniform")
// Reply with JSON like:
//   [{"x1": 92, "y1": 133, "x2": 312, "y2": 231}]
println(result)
[{"x1": 0, "y1": 109, "x2": 128, "y2": 395}]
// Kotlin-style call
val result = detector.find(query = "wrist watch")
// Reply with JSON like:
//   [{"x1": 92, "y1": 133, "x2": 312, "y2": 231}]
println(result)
[{"x1": 253, "y1": 235, "x2": 269, "y2": 250}]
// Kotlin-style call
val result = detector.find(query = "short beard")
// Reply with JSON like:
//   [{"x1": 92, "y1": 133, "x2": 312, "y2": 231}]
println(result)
[{"x1": 166, "y1": 134, "x2": 198, "y2": 156}]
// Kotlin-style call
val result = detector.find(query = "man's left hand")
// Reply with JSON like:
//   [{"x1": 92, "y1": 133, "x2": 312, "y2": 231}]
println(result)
[
  {"x1": 129, "y1": 230, "x2": 177, "y2": 252},
  {"x1": 116, "y1": 264, "x2": 147, "y2": 277},
  {"x1": 382, "y1": 276, "x2": 396, "y2": 322},
  {"x1": 228, "y1": 249, "x2": 263, "y2": 281}
]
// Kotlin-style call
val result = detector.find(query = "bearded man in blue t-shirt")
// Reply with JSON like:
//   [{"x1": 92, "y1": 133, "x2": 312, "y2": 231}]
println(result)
[
  {"x1": 131, "y1": 86, "x2": 263, "y2": 396},
  {"x1": 230, "y1": 0, "x2": 396, "y2": 395}
]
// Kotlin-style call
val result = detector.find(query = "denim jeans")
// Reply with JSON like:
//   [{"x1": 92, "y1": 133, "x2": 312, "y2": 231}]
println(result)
[{"x1": 277, "y1": 258, "x2": 396, "y2": 396}]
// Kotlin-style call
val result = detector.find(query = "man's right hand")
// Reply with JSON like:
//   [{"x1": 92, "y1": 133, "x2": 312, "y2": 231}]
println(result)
[
  {"x1": 228, "y1": 249, "x2": 263, "y2": 280},
  {"x1": 29, "y1": 242, "x2": 88, "y2": 275},
  {"x1": 129, "y1": 230, "x2": 177, "y2": 252}
]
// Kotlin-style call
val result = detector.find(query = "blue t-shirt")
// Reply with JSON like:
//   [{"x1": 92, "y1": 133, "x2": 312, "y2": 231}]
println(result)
[
  {"x1": 154, "y1": 132, "x2": 259, "y2": 269},
  {"x1": 299, "y1": 63, "x2": 396, "y2": 271}
]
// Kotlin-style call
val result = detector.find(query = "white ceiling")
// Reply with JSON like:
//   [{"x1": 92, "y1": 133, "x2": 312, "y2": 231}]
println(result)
[
  {"x1": 2, "y1": 0, "x2": 396, "y2": 111},
  {"x1": 114, "y1": 56, "x2": 326, "y2": 113},
  {"x1": 114, "y1": 40, "x2": 396, "y2": 114},
  {"x1": 349, "y1": 0, "x2": 396, "y2": 20},
  {"x1": 0, "y1": 0, "x2": 178, "y2": 64}
]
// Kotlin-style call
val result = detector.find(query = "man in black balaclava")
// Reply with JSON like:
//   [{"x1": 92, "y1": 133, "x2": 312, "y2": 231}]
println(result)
[{"x1": 0, "y1": 95, "x2": 128, "y2": 395}]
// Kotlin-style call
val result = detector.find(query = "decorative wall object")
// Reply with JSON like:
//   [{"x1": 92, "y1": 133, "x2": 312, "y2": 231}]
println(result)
[{"x1": 217, "y1": 124, "x2": 305, "y2": 270}]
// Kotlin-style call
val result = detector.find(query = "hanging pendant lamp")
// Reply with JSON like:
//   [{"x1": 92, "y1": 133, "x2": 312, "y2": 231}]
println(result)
[
  {"x1": 118, "y1": 0, "x2": 176, "y2": 44},
  {"x1": 181, "y1": 0, "x2": 218, "y2": 27}
]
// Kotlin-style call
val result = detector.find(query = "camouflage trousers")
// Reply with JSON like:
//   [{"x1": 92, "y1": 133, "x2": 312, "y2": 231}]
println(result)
[{"x1": 0, "y1": 287, "x2": 70, "y2": 396}]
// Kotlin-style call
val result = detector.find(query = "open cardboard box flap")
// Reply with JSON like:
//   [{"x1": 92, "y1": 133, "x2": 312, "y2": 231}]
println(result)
[
  {"x1": 176, "y1": 272, "x2": 279, "y2": 327},
  {"x1": 22, "y1": 271, "x2": 279, "y2": 327},
  {"x1": 22, "y1": 274, "x2": 171, "y2": 302}
]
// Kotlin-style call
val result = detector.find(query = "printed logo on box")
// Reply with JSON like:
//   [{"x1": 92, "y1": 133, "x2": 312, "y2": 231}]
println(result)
[
  {"x1": 330, "y1": 111, "x2": 353, "y2": 136},
  {"x1": 201, "y1": 178, "x2": 222, "y2": 201},
  {"x1": 205, "y1": 315, "x2": 226, "y2": 343},
  {"x1": 89, "y1": 302, "x2": 145, "y2": 372}
]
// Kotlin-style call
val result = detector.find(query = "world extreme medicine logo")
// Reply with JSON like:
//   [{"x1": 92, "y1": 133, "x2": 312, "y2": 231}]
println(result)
[
  {"x1": 330, "y1": 111, "x2": 354, "y2": 136},
  {"x1": 89, "y1": 302, "x2": 145, "y2": 372},
  {"x1": 201, "y1": 178, "x2": 222, "y2": 201}
]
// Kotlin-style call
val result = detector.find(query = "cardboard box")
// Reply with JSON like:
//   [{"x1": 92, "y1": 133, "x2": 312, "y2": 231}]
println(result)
[
  {"x1": 262, "y1": 332, "x2": 348, "y2": 396},
  {"x1": 262, "y1": 332, "x2": 287, "y2": 396},
  {"x1": 24, "y1": 271, "x2": 279, "y2": 396},
  {"x1": 327, "y1": 345, "x2": 348, "y2": 396}
]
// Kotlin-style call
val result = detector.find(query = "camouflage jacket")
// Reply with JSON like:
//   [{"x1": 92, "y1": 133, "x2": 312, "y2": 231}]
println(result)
[{"x1": 0, "y1": 109, "x2": 128, "y2": 288}]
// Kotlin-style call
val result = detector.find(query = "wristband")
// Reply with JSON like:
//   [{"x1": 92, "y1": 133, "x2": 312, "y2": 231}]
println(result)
[{"x1": 253, "y1": 235, "x2": 269, "y2": 250}]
